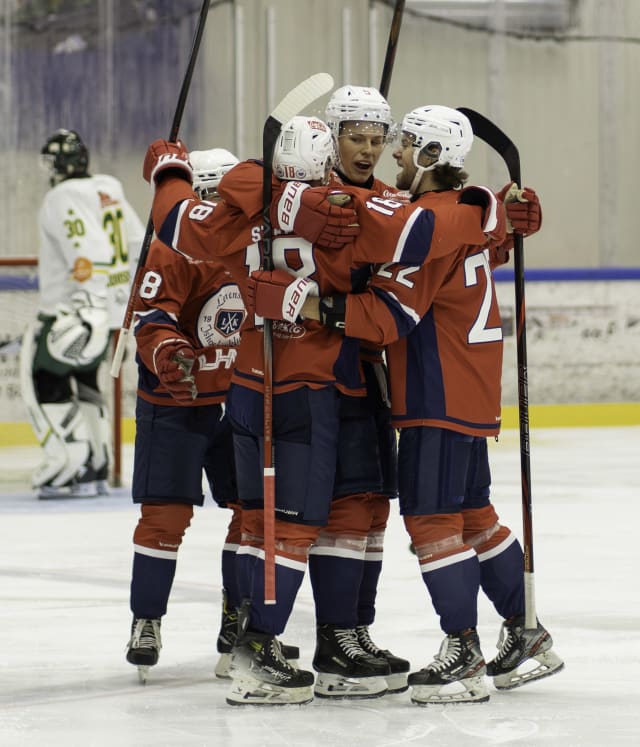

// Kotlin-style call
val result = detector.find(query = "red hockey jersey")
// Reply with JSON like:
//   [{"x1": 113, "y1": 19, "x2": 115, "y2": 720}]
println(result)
[
  {"x1": 133, "y1": 239, "x2": 245, "y2": 406},
  {"x1": 344, "y1": 189, "x2": 505, "y2": 436},
  {"x1": 149, "y1": 164, "x2": 490, "y2": 397}
]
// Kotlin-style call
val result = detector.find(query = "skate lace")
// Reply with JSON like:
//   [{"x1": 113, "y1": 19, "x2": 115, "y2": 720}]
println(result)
[
  {"x1": 428, "y1": 635, "x2": 463, "y2": 673},
  {"x1": 129, "y1": 618, "x2": 161, "y2": 652},
  {"x1": 493, "y1": 623, "x2": 517, "y2": 663},
  {"x1": 220, "y1": 608, "x2": 239, "y2": 644},
  {"x1": 267, "y1": 637, "x2": 294, "y2": 671},
  {"x1": 355, "y1": 625, "x2": 382, "y2": 655},
  {"x1": 335, "y1": 628, "x2": 368, "y2": 660}
]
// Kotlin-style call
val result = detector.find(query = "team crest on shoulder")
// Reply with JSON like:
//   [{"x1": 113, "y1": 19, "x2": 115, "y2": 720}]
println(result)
[{"x1": 197, "y1": 284, "x2": 245, "y2": 346}]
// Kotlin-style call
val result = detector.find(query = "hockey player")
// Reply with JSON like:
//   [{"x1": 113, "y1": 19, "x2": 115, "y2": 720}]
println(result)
[
  {"x1": 308, "y1": 85, "x2": 409, "y2": 697},
  {"x1": 21, "y1": 129, "x2": 144, "y2": 499},
  {"x1": 141, "y1": 117, "x2": 497, "y2": 705},
  {"x1": 254, "y1": 106, "x2": 564, "y2": 704},
  {"x1": 125, "y1": 149, "x2": 300, "y2": 682}
]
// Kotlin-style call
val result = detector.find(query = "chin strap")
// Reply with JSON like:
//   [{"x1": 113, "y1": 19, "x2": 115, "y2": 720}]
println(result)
[{"x1": 409, "y1": 148, "x2": 440, "y2": 194}]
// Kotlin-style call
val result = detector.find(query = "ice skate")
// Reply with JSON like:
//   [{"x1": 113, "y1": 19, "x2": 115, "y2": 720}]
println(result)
[
  {"x1": 356, "y1": 625, "x2": 410, "y2": 693},
  {"x1": 126, "y1": 618, "x2": 161, "y2": 684},
  {"x1": 312, "y1": 624, "x2": 391, "y2": 699},
  {"x1": 409, "y1": 628, "x2": 489, "y2": 705},
  {"x1": 38, "y1": 477, "x2": 98, "y2": 499},
  {"x1": 215, "y1": 592, "x2": 300, "y2": 679},
  {"x1": 226, "y1": 630, "x2": 314, "y2": 706},
  {"x1": 486, "y1": 615, "x2": 564, "y2": 690}
]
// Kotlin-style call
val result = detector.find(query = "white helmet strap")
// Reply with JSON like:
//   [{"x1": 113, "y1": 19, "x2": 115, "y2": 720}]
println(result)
[{"x1": 409, "y1": 143, "x2": 439, "y2": 194}]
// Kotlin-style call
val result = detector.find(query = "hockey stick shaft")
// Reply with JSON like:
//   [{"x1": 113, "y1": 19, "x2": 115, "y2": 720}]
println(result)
[
  {"x1": 260, "y1": 72, "x2": 334, "y2": 604},
  {"x1": 458, "y1": 107, "x2": 536, "y2": 628},
  {"x1": 379, "y1": 0, "x2": 405, "y2": 98},
  {"x1": 110, "y1": 0, "x2": 211, "y2": 378}
]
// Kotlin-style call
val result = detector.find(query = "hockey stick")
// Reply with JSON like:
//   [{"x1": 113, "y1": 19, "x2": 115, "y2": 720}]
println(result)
[
  {"x1": 260, "y1": 72, "x2": 334, "y2": 604},
  {"x1": 378, "y1": 0, "x2": 405, "y2": 98},
  {"x1": 457, "y1": 107, "x2": 537, "y2": 630},
  {"x1": 110, "y1": 0, "x2": 211, "y2": 378}
]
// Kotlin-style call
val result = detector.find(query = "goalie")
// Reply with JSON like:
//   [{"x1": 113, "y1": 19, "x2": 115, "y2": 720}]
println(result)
[{"x1": 20, "y1": 129, "x2": 144, "y2": 499}]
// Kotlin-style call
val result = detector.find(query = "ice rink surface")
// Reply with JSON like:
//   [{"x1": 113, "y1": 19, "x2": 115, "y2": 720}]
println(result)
[{"x1": 1, "y1": 426, "x2": 638, "y2": 746}]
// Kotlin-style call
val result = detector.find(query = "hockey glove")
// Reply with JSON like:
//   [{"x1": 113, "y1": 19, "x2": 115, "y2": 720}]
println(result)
[
  {"x1": 497, "y1": 182, "x2": 543, "y2": 236},
  {"x1": 152, "y1": 339, "x2": 198, "y2": 403},
  {"x1": 247, "y1": 270, "x2": 314, "y2": 323},
  {"x1": 318, "y1": 294, "x2": 347, "y2": 332},
  {"x1": 272, "y1": 182, "x2": 359, "y2": 249},
  {"x1": 47, "y1": 291, "x2": 109, "y2": 368},
  {"x1": 143, "y1": 139, "x2": 193, "y2": 187}
]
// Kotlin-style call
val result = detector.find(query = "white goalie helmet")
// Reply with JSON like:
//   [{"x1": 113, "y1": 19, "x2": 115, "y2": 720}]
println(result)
[
  {"x1": 190, "y1": 148, "x2": 239, "y2": 199},
  {"x1": 401, "y1": 105, "x2": 473, "y2": 169},
  {"x1": 325, "y1": 85, "x2": 395, "y2": 140},
  {"x1": 272, "y1": 116, "x2": 337, "y2": 183}
]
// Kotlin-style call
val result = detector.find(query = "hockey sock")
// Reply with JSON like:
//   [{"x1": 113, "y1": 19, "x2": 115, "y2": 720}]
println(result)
[
  {"x1": 130, "y1": 552, "x2": 176, "y2": 619},
  {"x1": 248, "y1": 557, "x2": 305, "y2": 636},
  {"x1": 357, "y1": 556, "x2": 382, "y2": 626},
  {"x1": 478, "y1": 534, "x2": 526, "y2": 619},
  {"x1": 421, "y1": 553, "x2": 481, "y2": 632},
  {"x1": 221, "y1": 547, "x2": 242, "y2": 608},
  {"x1": 309, "y1": 553, "x2": 363, "y2": 628}
]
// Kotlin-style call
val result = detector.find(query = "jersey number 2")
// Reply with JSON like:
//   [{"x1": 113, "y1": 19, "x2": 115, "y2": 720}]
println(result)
[{"x1": 464, "y1": 250, "x2": 502, "y2": 344}]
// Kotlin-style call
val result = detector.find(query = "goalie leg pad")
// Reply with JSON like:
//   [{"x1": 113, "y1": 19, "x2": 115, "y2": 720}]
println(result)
[
  {"x1": 77, "y1": 399, "x2": 111, "y2": 478},
  {"x1": 33, "y1": 402, "x2": 94, "y2": 491}
]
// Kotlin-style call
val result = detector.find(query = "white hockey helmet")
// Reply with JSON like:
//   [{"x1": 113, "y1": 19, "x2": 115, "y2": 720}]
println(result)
[
  {"x1": 325, "y1": 85, "x2": 394, "y2": 140},
  {"x1": 272, "y1": 116, "x2": 336, "y2": 183},
  {"x1": 190, "y1": 148, "x2": 239, "y2": 199},
  {"x1": 401, "y1": 105, "x2": 473, "y2": 169}
]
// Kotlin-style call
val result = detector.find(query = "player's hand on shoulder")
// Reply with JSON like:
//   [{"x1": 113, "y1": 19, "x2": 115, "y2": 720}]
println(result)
[
  {"x1": 143, "y1": 139, "x2": 193, "y2": 187},
  {"x1": 497, "y1": 182, "x2": 542, "y2": 237},
  {"x1": 246, "y1": 269, "x2": 314, "y2": 323},
  {"x1": 152, "y1": 338, "x2": 198, "y2": 403},
  {"x1": 272, "y1": 182, "x2": 360, "y2": 249}
]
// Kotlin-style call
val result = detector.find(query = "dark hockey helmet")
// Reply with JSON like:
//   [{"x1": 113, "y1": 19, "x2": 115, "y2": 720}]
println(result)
[{"x1": 41, "y1": 129, "x2": 89, "y2": 184}]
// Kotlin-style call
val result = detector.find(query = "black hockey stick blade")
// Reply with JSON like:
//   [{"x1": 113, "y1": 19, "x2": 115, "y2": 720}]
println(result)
[{"x1": 457, "y1": 107, "x2": 521, "y2": 188}]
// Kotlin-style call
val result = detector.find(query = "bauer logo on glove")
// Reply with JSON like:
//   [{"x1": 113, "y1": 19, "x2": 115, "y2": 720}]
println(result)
[{"x1": 247, "y1": 270, "x2": 315, "y2": 323}]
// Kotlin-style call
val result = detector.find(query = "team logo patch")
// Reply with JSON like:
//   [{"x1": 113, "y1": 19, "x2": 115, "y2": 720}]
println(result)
[
  {"x1": 197, "y1": 284, "x2": 245, "y2": 346},
  {"x1": 72, "y1": 256, "x2": 93, "y2": 281},
  {"x1": 98, "y1": 191, "x2": 118, "y2": 208},
  {"x1": 273, "y1": 320, "x2": 306, "y2": 339}
]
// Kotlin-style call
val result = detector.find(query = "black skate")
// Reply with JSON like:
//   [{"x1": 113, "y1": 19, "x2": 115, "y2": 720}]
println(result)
[
  {"x1": 356, "y1": 625, "x2": 410, "y2": 693},
  {"x1": 226, "y1": 630, "x2": 314, "y2": 706},
  {"x1": 486, "y1": 615, "x2": 564, "y2": 690},
  {"x1": 215, "y1": 591, "x2": 300, "y2": 679},
  {"x1": 408, "y1": 628, "x2": 489, "y2": 705},
  {"x1": 126, "y1": 618, "x2": 161, "y2": 684},
  {"x1": 313, "y1": 624, "x2": 391, "y2": 699}
]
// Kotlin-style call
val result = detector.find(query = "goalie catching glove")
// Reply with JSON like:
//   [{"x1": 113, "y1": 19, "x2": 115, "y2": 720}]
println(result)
[
  {"x1": 247, "y1": 270, "x2": 314, "y2": 323},
  {"x1": 46, "y1": 291, "x2": 109, "y2": 368},
  {"x1": 497, "y1": 182, "x2": 542, "y2": 236},
  {"x1": 272, "y1": 182, "x2": 359, "y2": 249},
  {"x1": 152, "y1": 338, "x2": 198, "y2": 403},
  {"x1": 143, "y1": 139, "x2": 193, "y2": 188}
]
